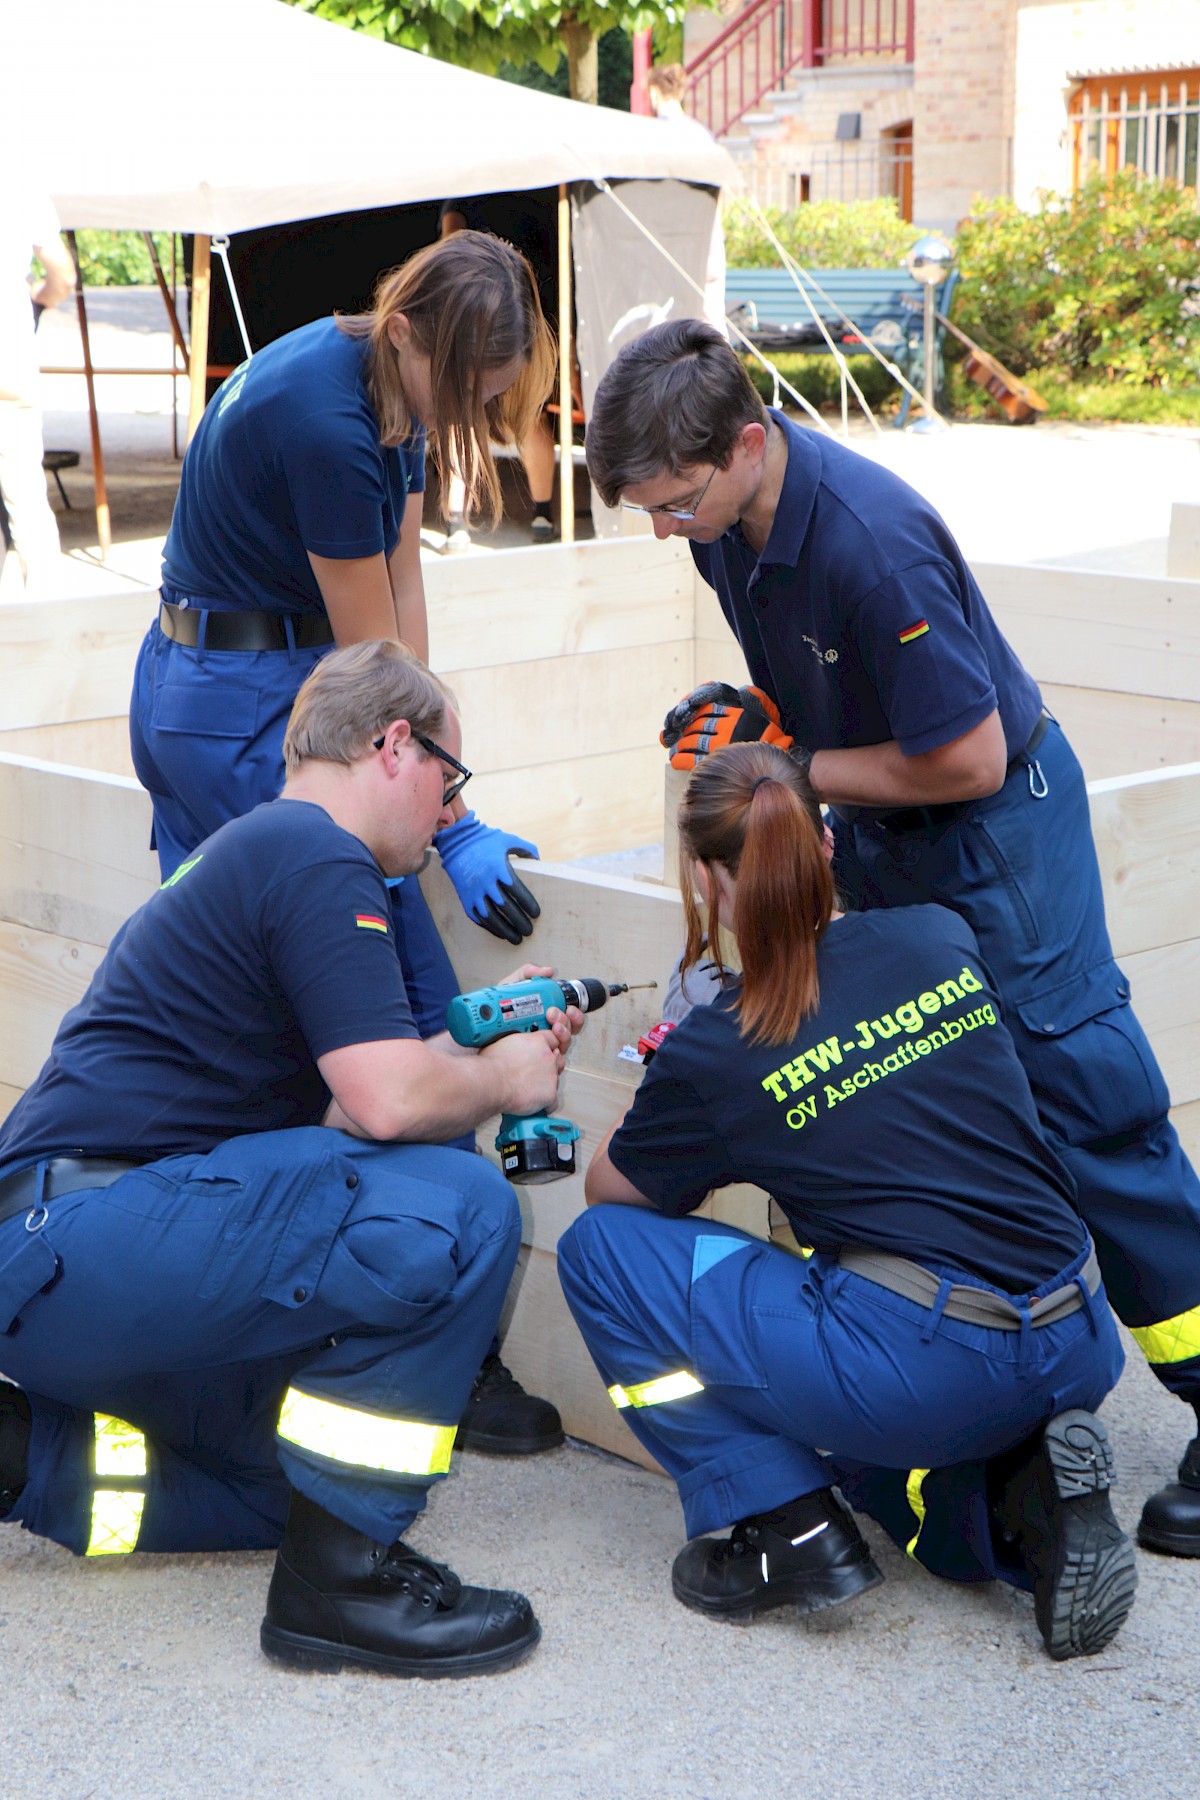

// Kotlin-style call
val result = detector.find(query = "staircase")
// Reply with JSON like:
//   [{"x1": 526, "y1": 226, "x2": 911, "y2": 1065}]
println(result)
[{"x1": 686, "y1": 0, "x2": 914, "y2": 141}]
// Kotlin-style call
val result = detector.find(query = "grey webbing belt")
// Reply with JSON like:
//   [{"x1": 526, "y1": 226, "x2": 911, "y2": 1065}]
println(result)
[{"x1": 838, "y1": 1245, "x2": 1100, "y2": 1331}]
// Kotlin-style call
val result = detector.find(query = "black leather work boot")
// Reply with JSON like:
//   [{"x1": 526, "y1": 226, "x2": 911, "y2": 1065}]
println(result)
[
  {"x1": 1000, "y1": 1410, "x2": 1136, "y2": 1661},
  {"x1": 671, "y1": 1487, "x2": 884, "y2": 1623},
  {"x1": 260, "y1": 1490, "x2": 541, "y2": 1679},
  {"x1": 0, "y1": 1383, "x2": 30, "y2": 1519},
  {"x1": 1138, "y1": 1429, "x2": 1200, "y2": 1557},
  {"x1": 456, "y1": 1351, "x2": 564, "y2": 1456}
]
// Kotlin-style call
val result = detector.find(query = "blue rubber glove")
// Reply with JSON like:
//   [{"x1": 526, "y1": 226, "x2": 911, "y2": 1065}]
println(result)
[{"x1": 435, "y1": 810, "x2": 541, "y2": 945}]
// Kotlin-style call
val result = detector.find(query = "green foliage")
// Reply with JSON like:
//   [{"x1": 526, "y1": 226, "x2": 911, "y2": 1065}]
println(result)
[
  {"x1": 73, "y1": 231, "x2": 179, "y2": 288},
  {"x1": 952, "y1": 172, "x2": 1200, "y2": 390},
  {"x1": 284, "y1": 0, "x2": 693, "y2": 84},
  {"x1": 724, "y1": 195, "x2": 916, "y2": 271},
  {"x1": 742, "y1": 351, "x2": 899, "y2": 414},
  {"x1": 499, "y1": 26, "x2": 633, "y2": 109}
]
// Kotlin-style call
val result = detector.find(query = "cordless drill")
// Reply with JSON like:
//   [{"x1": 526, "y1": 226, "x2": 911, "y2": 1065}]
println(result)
[{"x1": 445, "y1": 977, "x2": 653, "y2": 1184}]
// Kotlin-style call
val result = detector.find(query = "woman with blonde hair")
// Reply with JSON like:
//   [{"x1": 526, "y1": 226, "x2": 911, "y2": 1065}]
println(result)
[
  {"x1": 130, "y1": 230, "x2": 562, "y2": 1453},
  {"x1": 560, "y1": 741, "x2": 1136, "y2": 1661}
]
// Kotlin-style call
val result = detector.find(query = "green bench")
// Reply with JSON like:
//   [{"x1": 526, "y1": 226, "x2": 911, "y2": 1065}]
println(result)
[{"x1": 724, "y1": 267, "x2": 960, "y2": 427}]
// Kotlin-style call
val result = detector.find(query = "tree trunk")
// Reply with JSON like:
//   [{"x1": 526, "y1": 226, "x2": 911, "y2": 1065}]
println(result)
[{"x1": 561, "y1": 18, "x2": 599, "y2": 105}]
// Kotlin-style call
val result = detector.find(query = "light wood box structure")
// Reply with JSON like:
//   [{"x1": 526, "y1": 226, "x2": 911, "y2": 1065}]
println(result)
[{"x1": 2, "y1": 537, "x2": 1200, "y2": 1467}]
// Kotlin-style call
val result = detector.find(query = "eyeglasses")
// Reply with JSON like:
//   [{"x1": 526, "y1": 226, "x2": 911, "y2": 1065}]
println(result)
[
  {"x1": 621, "y1": 466, "x2": 717, "y2": 522},
  {"x1": 373, "y1": 731, "x2": 473, "y2": 804}
]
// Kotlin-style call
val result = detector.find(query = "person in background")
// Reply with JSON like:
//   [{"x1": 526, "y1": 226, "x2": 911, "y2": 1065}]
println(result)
[
  {"x1": 561, "y1": 741, "x2": 1137, "y2": 1662},
  {"x1": 129, "y1": 231, "x2": 563, "y2": 1453},
  {"x1": 0, "y1": 181, "x2": 74, "y2": 597},
  {"x1": 439, "y1": 195, "x2": 559, "y2": 543}
]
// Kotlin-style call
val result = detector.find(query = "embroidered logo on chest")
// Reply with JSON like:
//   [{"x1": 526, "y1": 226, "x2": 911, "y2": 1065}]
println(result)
[{"x1": 801, "y1": 633, "x2": 839, "y2": 665}]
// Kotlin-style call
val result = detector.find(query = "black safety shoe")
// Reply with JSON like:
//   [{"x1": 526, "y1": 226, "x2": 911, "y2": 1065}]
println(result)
[
  {"x1": 260, "y1": 1491, "x2": 540, "y2": 1679},
  {"x1": 456, "y1": 1352, "x2": 564, "y2": 1456},
  {"x1": 0, "y1": 1383, "x2": 30, "y2": 1519},
  {"x1": 671, "y1": 1488, "x2": 883, "y2": 1624},
  {"x1": 1001, "y1": 1410, "x2": 1136, "y2": 1661},
  {"x1": 1137, "y1": 1433, "x2": 1200, "y2": 1557}
]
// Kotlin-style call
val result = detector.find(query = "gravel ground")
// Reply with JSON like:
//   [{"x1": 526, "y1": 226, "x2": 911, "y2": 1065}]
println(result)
[{"x1": 2, "y1": 1337, "x2": 1198, "y2": 1800}]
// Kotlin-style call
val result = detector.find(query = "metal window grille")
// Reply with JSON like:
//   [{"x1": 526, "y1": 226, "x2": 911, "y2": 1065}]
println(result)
[{"x1": 1073, "y1": 77, "x2": 1200, "y2": 195}]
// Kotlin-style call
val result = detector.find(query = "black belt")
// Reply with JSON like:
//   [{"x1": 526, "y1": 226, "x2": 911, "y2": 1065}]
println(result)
[
  {"x1": 867, "y1": 712, "x2": 1050, "y2": 836},
  {"x1": 159, "y1": 601, "x2": 334, "y2": 653},
  {"x1": 0, "y1": 1157, "x2": 146, "y2": 1230},
  {"x1": 839, "y1": 1242, "x2": 1099, "y2": 1331}
]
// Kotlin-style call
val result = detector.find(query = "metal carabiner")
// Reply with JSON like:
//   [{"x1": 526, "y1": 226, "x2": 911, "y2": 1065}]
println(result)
[{"x1": 1028, "y1": 758, "x2": 1049, "y2": 800}]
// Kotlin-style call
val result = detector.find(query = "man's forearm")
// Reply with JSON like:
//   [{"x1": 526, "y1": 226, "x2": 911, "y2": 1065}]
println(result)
[{"x1": 809, "y1": 712, "x2": 1008, "y2": 809}]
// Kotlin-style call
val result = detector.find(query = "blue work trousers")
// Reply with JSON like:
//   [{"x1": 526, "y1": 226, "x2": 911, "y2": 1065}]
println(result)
[
  {"x1": 559, "y1": 1207, "x2": 1123, "y2": 1585},
  {"x1": 0, "y1": 1129, "x2": 520, "y2": 1556},
  {"x1": 833, "y1": 718, "x2": 1200, "y2": 1398},
  {"x1": 129, "y1": 615, "x2": 457, "y2": 1040}
]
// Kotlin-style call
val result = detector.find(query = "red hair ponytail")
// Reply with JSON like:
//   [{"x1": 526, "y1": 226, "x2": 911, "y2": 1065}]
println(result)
[{"x1": 678, "y1": 744, "x2": 833, "y2": 1045}]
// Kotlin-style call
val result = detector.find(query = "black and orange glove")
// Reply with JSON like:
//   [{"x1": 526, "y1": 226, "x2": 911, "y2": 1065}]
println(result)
[{"x1": 660, "y1": 682, "x2": 794, "y2": 771}]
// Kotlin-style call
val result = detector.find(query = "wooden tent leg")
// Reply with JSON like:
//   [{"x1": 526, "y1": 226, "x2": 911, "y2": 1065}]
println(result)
[
  {"x1": 142, "y1": 232, "x2": 190, "y2": 372},
  {"x1": 64, "y1": 233, "x2": 110, "y2": 560},
  {"x1": 557, "y1": 186, "x2": 574, "y2": 547},
  {"x1": 187, "y1": 234, "x2": 211, "y2": 447}
]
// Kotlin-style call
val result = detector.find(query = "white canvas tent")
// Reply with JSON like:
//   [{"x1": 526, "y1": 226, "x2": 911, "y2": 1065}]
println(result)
[{"x1": 4, "y1": 0, "x2": 734, "y2": 548}]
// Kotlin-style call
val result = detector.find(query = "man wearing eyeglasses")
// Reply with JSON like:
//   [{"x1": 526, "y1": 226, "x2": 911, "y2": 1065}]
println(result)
[
  {"x1": 585, "y1": 317, "x2": 1200, "y2": 1561},
  {"x1": 0, "y1": 641, "x2": 583, "y2": 1679}
]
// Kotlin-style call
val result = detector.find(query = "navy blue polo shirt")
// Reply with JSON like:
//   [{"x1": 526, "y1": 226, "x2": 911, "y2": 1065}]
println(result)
[
  {"x1": 0, "y1": 802, "x2": 418, "y2": 1173},
  {"x1": 162, "y1": 318, "x2": 425, "y2": 617},
  {"x1": 608, "y1": 906, "x2": 1085, "y2": 1291},
  {"x1": 692, "y1": 412, "x2": 1043, "y2": 759}
]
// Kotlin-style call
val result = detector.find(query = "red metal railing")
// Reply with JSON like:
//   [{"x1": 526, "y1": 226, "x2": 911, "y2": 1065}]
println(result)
[{"x1": 686, "y1": 0, "x2": 914, "y2": 139}]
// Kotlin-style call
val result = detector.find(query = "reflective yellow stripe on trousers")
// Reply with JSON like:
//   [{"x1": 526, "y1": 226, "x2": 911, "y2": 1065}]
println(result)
[
  {"x1": 1131, "y1": 1303, "x2": 1200, "y2": 1366},
  {"x1": 86, "y1": 1414, "x2": 147, "y2": 1557},
  {"x1": 905, "y1": 1467, "x2": 930, "y2": 1560},
  {"x1": 609, "y1": 1371, "x2": 704, "y2": 1410},
  {"x1": 277, "y1": 1389, "x2": 457, "y2": 1476}
]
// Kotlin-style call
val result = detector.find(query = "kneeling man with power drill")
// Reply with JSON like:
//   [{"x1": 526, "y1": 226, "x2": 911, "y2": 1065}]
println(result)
[{"x1": 0, "y1": 641, "x2": 582, "y2": 1679}]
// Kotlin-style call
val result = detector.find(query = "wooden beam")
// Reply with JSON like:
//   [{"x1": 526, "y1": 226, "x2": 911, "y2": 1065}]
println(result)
[
  {"x1": 557, "y1": 185, "x2": 574, "y2": 547},
  {"x1": 64, "y1": 234, "x2": 110, "y2": 559},
  {"x1": 0, "y1": 591, "x2": 157, "y2": 730},
  {"x1": 1090, "y1": 763, "x2": 1200, "y2": 959},
  {"x1": 187, "y1": 234, "x2": 211, "y2": 446}
]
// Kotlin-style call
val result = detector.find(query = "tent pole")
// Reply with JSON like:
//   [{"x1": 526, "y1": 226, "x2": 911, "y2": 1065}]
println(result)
[
  {"x1": 187, "y1": 233, "x2": 211, "y2": 447},
  {"x1": 557, "y1": 184, "x2": 574, "y2": 546},
  {"x1": 65, "y1": 232, "x2": 110, "y2": 560}
]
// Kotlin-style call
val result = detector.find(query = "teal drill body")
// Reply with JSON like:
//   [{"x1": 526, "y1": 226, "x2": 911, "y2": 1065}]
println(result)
[{"x1": 446, "y1": 978, "x2": 617, "y2": 1184}]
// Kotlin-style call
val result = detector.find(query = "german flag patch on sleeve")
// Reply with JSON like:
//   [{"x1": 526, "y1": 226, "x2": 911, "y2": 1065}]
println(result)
[
  {"x1": 355, "y1": 913, "x2": 390, "y2": 933},
  {"x1": 898, "y1": 619, "x2": 930, "y2": 645}
]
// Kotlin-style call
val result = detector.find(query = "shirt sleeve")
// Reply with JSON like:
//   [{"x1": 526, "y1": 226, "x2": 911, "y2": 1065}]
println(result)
[
  {"x1": 276, "y1": 406, "x2": 393, "y2": 560},
  {"x1": 261, "y1": 856, "x2": 418, "y2": 1058},
  {"x1": 852, "y1": 560, "x2": 998, "y2": 756},
  {"x1": 607, "y1": 1053, "x2": 734, "y2": 1216}
]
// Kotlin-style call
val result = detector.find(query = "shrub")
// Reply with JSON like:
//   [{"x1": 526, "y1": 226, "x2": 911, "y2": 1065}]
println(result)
[
  {"x1": 742, "y1": 350, "x2": 899, "y2": 413},
  {"x1": 73, "y1": 231, "x2": 180, "y2": 288},
  {"x1": 952, "y1": 172, "x2": 1200, "y2": 390},
  {"x1": 724, "y1": 195, "x2": 915, "y2": 270}
]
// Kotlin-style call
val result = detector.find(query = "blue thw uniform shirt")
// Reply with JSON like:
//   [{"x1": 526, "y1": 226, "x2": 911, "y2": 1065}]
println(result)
[
  {"x1": 692, "y1": 412, "x2": 1043, "y2": 760},
  {"x1": 0, "y1": 803, "x2": 418, "y2": 1174},
  {"x1": 162, "y1": 318, "x2": 425, "y2": 616},
  {"x1": 609, "y1": 907, "x2": 1085, "y2": 1292}
]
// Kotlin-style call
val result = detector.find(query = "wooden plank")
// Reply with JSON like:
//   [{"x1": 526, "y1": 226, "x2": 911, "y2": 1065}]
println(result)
[
  {"x1": 499, "y1": 1244, "x2": 663, "y2": 1472},
  {"x1": 420, "y1": 857, "x2": 684, "y2": 1083},
  {"x1": 424, "y1": 536, "x2": 694, "y2": 672},
  {"x1": 1089, "y1": 763, "x2": 1200, "y2": 960},
  {"x1": 1171, "y1": 1099, "x2": 1200, "y2": 1165},
  {"x1": 974, "y1": 562, "x2": 1200, "y2": 704},
  {"x1": 0, "y1": 718, "x2": 136, "y2": 778},
  {"x1": 0, "y1": 591, "x2": 158, "y2": 730},
  {"x1": 0, "y1": 755, "x2": 157, "y2": 946},
  {"x1": 454, "y1": 642, "x2": 691, "y2": 776},
  {"x1": 1123, "y1": 936, "x2": 1200, "y2": 1110},
  {"x1": 467, "y1": 744, "x2": 667, "y2": 863},
  {"x1": 0, "y1": 918, "x2": 105, "y2": 1090},
  {"x1": 1042, "y1": 684, "x2": 1200, "y2": 783}
]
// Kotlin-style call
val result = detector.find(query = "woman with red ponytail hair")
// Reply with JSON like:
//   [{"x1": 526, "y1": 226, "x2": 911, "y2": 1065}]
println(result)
[{"x1": 559, "y1": 743, "x2": 1136, "y2": 1663}]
